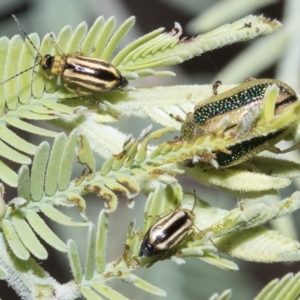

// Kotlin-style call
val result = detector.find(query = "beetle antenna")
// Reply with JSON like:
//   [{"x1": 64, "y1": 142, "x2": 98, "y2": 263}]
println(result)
[
  {"x1": 192, "y1": 189, "x2": 197, "y2": 211},
  {"x1": 193, "y1": 189, "x2": 221, "y2": 258},
  {"x1": 0, "y1": 15, "x2": 44, "y2": 86},
  {"x1": 0, "y1": 62, "x2": 40, "y2": 86},
  {"x1": 11, "y1": 14, "x2": 43, "y2": 59},
  {"x1": 205, "y1": 52, "x2": 222, "y2": 83}
]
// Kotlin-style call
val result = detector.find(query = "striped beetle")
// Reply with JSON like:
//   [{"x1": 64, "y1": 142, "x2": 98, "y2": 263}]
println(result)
[
  {"x1": 139, "y1": 191, "x2": 218, "y2": 257},
  {"x1": 0, "y1": 15, "x2": 128, "y2": 94},
  {"x1": 139, "y1": 207, "x2": 195, "y2": 257},
  {"x1": 180, "y1": 78, "x2": 298, "y2": 141}
]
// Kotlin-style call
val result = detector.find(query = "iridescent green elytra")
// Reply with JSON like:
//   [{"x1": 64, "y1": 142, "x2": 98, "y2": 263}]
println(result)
[
  {"x1": 180, "y1": 79, "x2": 298, "y2": 141},
  {"x1": 215, "y1": 129, "x2": 286, "y2": 167},
  {"x1": 180, "y1": 78, "x2": 300, "y2": 169},
  {"x1": 193, "y1": 82, "x2": 296, "y2": 124}
]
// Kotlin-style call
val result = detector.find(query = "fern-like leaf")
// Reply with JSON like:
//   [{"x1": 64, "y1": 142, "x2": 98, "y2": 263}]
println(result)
[
  {"x1": 115, "y1": 15, "x2": 281, "y2": 78},
  {"x1": 1, "y1": 128, "x2": 142, "y2": 259},
  {"x1": 0, "y1": 14, "x2": 298, "y2": 299},
  {"x1": 254, "y1": 272, "x2": 300, "y2": 300},
  {"x1": 0, "y1": 15, "x2": 282, "y2": 185}
]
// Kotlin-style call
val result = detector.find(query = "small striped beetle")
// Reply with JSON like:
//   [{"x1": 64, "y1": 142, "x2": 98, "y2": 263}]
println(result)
[
  {"x1": 139, "y1": 207, "x2": 195, "y2": 257},
  {"x1": 139, "y1": 191, "x2": 217, "y2": 257},
  {"x1": 0, "y1": 15, "x2": 128, "y2": 94},
  {"x1": 180, "y1": 79, "x2": 298, "y2": 141}
]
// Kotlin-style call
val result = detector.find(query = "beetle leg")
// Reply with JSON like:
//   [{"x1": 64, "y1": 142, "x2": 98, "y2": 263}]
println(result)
[
  {"x1": 274, "y1": 142, "x2": 300, "y2": 154},
  {"x1": 212, "y1": 80, "x2": 222, "y2": 95},
  {"x1": 243, "y1": 77, "x2": 256, "y2": 82},
  {"x1": 63, "y1": 83, "x2": 92, "y2": 95},
  {"x1": 169, "y1": 113, "x2": 184, "y2": 123}
]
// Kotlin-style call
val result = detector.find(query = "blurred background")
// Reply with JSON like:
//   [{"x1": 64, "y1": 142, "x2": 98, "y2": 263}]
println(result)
[{"x1": 0, "y1": 0, "x2": 300, "y2": 299}]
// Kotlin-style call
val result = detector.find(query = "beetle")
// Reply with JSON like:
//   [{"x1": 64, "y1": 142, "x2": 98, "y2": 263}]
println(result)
[
  {"x1": 139, "y1": 207, "x2": 195, "y2": 257},
  {"x1": 0, "y1": 15, "x2": 128, "y2": 94},
  {"x1": 180, "y1": 78, "x2": 298, "y2": 141},
  {"x1": 177, "y1": 79, "x2": 300, "y2": 169},
  {"x1": 139, "y1": 191, "x2": 218, "y2": 258}
]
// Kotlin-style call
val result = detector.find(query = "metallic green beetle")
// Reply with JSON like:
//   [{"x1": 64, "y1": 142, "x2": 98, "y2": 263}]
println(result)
[
  {"x1": 179, "y1": 78, "x2": 299, "y2": 168},
  {"x1": 180, "y1": 78, "x2": 298, "y2": 141}
]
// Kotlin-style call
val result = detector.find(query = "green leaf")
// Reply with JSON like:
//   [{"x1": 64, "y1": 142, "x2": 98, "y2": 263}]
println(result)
[
  {"x1": 0, "y1": 37, "x2": 9, "y2": 116},
  {"x1": 58, "y1": 130, "x2": 79, "y2": 190},
  {"x1": 67, "y1": 239, "x2": 83, "y2": 283},
  {"x1": 18, "y1": 33, "x2": 39, "y2": 104},
  {"x1": 0, "y1": 185, "x2": 6, "y2": 220},
  {"x1": 243, "y1": 156, "x2": 300, "y2": 178},
  {"x1": 4, "y1": 35, "x2": 23, "y2": 109},
  {"x1": 91, "y1": 281, "x2": 130, "y2": 300},
  {"x1": 11, "y1": 214, "x2": 47, "y2": 260},
  {"x1": 184, "y1": 166, "x2": 288, "y2": 198},
  {"x1": 95, "y1": 210, "x2": 108, "y2": 274},
  {"x1": 217, "y1": 227, "x2": 300, "y2": 263},
  {"x1": 121, "y1": 272, "x2": 167, "y2": 296},
  {"x1": 0, "y1": 160, "x2": 18, "y2": 187},
  {"x1": 2, "y1": 220, "x2": 29, "y2": 260},
  {"x1": 41, "y1": 99, "x2": 78, "y2": 114},
  {"x1": 18, "y1": 110, "x2": 58, "y2": 120},
  {"x1": 208, "y1": 290, "x2": 232, "y2": 300},
  {"x1": 205, "y1": 192, "x2": 300, "y2": 236},
  {"x1": 273, "y1": 191, "x2": 300, "y2": 219},
  {"x1": 0, "y1": 139, "x2": 31, "y2": 164},
  {"x1": 84, "y1": 224, "x2": 96, "y2": 281},
  {"x1": 39, "y1": 203, "x2": 88, "y2": 227},
  {"x1": 91, "y1": 17, "x2": 116, "y2": 58},
  {"x1": 66, "y1": 192, "x2": 86, "y2": 217},
  {"x1": 117, "y1": 15, "x2": 281, "y2": 75},
  {"x1": 25, "y1": 210, "x2": 67, "y2": 252},
  {"x1": 199, "y1": 253, "x2": 238, "y2": 271},
  {"x1": 112, "y1": 27, "x2": 163, "y2": 67},
  {"x1": 254, "y1": 272, "x2": 300, "y2": 300},
  {"x1": 0, "y1": 265, "x2": 8, "y2": 280},
  {"x1": 0, "y1": 125, "x2": 37, "y2": 155},
  {"x1": 101, "y1": 16, "x2": 135, "y2": 61},
  {"x1": 44, "y1": 133, "x2": 67, "y2": 196},
  {"x1": 6, "y1": 117, "x2": 58, "y2": 137},
  {"x1": 18, "y1": 165, "x2": 30, "y2": 200},
  {"x1": 78, "y1": 134, "x2": 96, "y2": 176},
  {"x1": 56, "y1": 25, "x2": 73, "y2": 54},
  {"x1": 81, "y1": 287, "x2": 104, "y2": 300},
  {"x1": 96, "y1": 184, "x2": 118, "y2": 212},
  {"x1": 80, "y1": 16, "x2": 105, "y2": 55},
  {"x1": 30, "y1": 142, "x2": 50, "y2": 201},
  {"x1": 208, "y1": 170, "x2": 291, "y2": 193},
  {"x1": 65, "y1": 21, "x2": 88, "y2": 54}
]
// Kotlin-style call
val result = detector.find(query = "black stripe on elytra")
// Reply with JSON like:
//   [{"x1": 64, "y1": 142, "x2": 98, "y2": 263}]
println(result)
[
  {"x1": 154, "y1": 214, "x2": 190, "y2": 244},
  {"x1": 65, "y1": 63, "x2": 119, "y2": 82},
  {"x1": 215, "y1": 130, "x2": 285, "y2": 167},
  {"x1": 275, "y1": 94, "x2": 298, "y2": 109}
]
